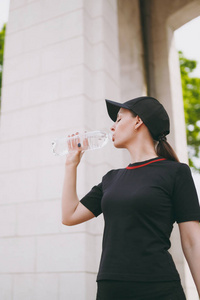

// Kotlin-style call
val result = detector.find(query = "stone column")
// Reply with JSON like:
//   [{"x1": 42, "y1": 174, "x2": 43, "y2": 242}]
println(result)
[
  {"x1": 117, "y1": 0, "x2": 147, "y2": 100},
  {"x1": 0, "y1": 0, "x2": 121, "y2": 299},
  {"x1": 139, "y1": 0, "x2": 200, "y2": 299}
]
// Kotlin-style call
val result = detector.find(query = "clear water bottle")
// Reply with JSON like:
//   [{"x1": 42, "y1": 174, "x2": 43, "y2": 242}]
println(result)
[{"x1": 52, "y1": 130, "x2": 109, "y2": 156}]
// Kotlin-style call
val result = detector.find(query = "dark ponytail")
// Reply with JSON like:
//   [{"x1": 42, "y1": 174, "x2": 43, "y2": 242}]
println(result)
[{"x1": 156, "y1": 138, "x2": 179, "y2": 162}]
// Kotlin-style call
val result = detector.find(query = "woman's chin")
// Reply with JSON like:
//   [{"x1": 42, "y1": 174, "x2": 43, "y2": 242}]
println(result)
[{"x1": 113, "y1": 141, "x2": 124, "y2": 148}]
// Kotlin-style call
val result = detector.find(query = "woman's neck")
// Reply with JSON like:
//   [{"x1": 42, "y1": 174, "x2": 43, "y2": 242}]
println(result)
[
  {"x1": 127, "y1": 137, "x2": 158, "y2": 164},
  {"x1": 129, "y1": 153, "x2": 159, "y2": 164}
]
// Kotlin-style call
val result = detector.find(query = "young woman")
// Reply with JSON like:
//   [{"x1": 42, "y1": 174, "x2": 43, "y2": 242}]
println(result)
[{"x1": 62, "y1": 96, "x2": 200, "y2": 300}]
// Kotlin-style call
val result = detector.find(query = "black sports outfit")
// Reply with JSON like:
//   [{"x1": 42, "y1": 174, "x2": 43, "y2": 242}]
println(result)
[{"x1": 80, "y1": 157, "x2": 200, "y2": 299}]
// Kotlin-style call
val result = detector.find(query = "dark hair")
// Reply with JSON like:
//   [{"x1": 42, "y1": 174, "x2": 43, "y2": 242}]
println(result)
[
  {"x1": 130, "y1": 111, "x2": 179, "y2": 162},
  {"x1": 156, "y1": 140, "x2": 179, "y2": 162}
]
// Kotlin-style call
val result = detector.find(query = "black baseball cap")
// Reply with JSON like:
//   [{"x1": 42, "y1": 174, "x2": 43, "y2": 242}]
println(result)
[{"x1": 105, "y1": 96, "x2": 170, "y2": 141}]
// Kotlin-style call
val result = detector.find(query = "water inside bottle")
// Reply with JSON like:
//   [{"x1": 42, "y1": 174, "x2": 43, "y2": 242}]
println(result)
[
  {"x1": 84, "y1": 131, "x2": 108, "y2": 150},
  {"x1": 52, "y1": 131, "x2": 110, "y2": 156}
]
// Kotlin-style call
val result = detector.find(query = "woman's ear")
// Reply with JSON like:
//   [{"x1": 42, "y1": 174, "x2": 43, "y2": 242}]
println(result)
[{"x1": 135, "y1": 116, "x2": 143, "y2": 129}]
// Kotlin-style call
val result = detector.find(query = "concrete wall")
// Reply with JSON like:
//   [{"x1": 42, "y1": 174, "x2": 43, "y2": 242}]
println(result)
[{"x1": 0, "y1": 0, "x2": 123, "y2": 299}]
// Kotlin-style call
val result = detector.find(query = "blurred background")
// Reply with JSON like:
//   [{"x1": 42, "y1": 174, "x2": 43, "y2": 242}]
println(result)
[{"x1": 0, "y1": 0, "x2": 200, "y2": 299}]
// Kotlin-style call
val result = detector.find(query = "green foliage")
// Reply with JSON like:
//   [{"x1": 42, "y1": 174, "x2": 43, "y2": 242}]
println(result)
[
  {"x1": 179, "y1": 51, "x2": 200, "y2": 173},
  {"x1": 0, "y1": 23, "x2": 6, "y2": 109}
]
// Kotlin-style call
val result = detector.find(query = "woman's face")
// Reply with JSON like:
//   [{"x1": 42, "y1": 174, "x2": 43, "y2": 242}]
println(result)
[{"x1": 110, "y1": 108, "x2": 139, "y2": 149}]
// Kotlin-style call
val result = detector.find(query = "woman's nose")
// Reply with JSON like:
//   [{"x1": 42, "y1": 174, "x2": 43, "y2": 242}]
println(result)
[{"x1": 110, "y1": 123, "x2": 115, "y2": 132}]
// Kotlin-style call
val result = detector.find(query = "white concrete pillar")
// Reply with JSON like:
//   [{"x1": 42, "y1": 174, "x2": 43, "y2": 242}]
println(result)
[
  {"x1": 145, "y1": 1, "x2": 200, "y2": 299},
  {"x1": 117, "y1": 0, "x2": 147, "y2": 100},
  {"x1": 0, "y1": 0, "x2": 121, "y2": 299}
]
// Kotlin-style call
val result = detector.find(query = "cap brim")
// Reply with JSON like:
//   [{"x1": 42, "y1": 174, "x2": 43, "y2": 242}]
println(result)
[{"x1": 105, "y1": 99, "x2": 128, "y2": 121}]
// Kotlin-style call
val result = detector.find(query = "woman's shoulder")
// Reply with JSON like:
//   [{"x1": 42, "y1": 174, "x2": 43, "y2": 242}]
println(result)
[
  {"x1": 163, "y1": 159, "x2": 190, "y2": 169},
  {"x1": 162, "y1": 159, "x2": 192, "y2": 178},
  {"x1": 102, "y1": 167, "x2": 124, "y2": 180}
]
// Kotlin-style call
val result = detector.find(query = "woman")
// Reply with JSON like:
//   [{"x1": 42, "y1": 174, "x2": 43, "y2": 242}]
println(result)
[{"x1": 62, "y1": 96, "x2": 200, "y2": 300}]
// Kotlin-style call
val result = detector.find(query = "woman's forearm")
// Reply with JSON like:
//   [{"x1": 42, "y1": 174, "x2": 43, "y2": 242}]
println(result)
[
  {"x1": 179, "y1": 221, "x2": 200, "y2": 297},
  {"x1": 61, "y1": 164, "x2": 79, "y2": 225},
  {"x1": 182, "y1": 241, "x2": 200, "y2": 297}
]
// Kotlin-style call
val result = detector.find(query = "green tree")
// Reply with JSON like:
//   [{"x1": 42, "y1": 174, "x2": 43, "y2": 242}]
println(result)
[
  {"x1": 0, "y1": 23, "x2": 6, "y2": 110},
  {"x1": 179, "y1": 51, "x2": 200, "y2": 173}
]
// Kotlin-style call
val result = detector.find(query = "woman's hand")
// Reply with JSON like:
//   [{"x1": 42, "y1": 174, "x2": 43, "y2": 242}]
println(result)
[{"x1": 65, "y1": 132, "x2": 88, "y2": 167}]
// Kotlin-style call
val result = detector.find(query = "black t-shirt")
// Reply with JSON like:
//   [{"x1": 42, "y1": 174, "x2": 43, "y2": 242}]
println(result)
[{"x1": 80, "y1": 157, "x2": 200, "y2": 282}]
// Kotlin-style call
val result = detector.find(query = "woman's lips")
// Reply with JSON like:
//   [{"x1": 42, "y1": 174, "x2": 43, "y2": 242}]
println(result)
[{"x1": 112, "y1": 135, "x2": 115, "y2": 142}]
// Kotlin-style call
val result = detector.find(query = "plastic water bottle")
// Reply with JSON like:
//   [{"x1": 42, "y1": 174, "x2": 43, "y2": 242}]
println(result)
[{"x1": 51, "y1": 130, "x2": 109, "y2": 156}]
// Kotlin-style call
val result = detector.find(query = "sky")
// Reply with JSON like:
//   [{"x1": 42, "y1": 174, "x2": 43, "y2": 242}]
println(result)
[
  {"x1": 174, "y1": 16, "x2": 200, "y2": 77},
  {"x1": 0, "y1": 0, "x2": 10, "y2": 30}
]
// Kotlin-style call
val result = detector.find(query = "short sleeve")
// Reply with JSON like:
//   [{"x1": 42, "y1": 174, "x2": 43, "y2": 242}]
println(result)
[
  {"x1": 80, "y1": 182, "x2": 103, "y2": 217},
  {"x1": 172, "y1": 163, "x2": 200, "y2": 223}
]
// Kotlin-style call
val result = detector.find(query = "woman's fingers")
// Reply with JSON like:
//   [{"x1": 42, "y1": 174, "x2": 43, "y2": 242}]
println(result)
[
  {"x1": 67, "y1": 135, "x2": 72, "y2": 151},
  {"x1": 71, "y1": 134, "x2": 76, "y2": 149},
  {"x1": 67, "y1": 131, "x2": 89, "y2": 153},
  {"x1": 75, "y1": 133, "x2": 82, "y2": 151},
  {"x1": 68, "y1": 132, "x2": 82, "y2": 152},
  {"x1": 83, "y1": 131, "x2": 89, "y2": 149}
]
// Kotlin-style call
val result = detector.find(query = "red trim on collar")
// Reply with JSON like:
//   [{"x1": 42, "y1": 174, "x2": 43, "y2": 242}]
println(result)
[{"x1": 126, "y1": 158, "x2": 167, "y2": 169}]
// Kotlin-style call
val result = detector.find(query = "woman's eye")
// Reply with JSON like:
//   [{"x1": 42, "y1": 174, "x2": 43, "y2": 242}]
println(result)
[{"x1": 117, "y1": 118, "x2": 121, "y2": 123}]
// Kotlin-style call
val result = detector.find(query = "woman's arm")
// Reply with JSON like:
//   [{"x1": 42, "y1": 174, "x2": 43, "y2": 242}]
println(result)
[
  {"x1": 62, "y1": 164, "x2": 95, "y2": 225},
  {"x1": 62, "y1": 134, "x2": 95, "y2": 226},
  {"x1": 179, "y1": 221, "x2": 200, "y2": 297}
]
